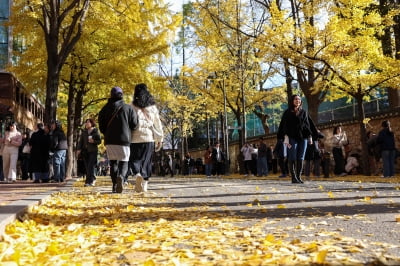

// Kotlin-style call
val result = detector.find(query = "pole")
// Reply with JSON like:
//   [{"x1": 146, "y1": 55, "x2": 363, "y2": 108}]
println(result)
[{"x1": 223, "y1": 78, "x2": 229, "y2": 175}]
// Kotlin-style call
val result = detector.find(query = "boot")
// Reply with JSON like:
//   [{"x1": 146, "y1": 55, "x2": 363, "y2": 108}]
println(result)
[
  {"x1": 296, "y1": 160, "x2": 304, "y2": 183},
  {"x1": 288, "y1": 160, "x2": 301, "y2": 183},
  {"x1": 115, "y1": 176, "x2": 123, "y2": 193}
]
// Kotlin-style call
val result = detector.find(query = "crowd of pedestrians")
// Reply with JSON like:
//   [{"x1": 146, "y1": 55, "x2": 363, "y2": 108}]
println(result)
[{"x1": 0, "y1": 91, "x2": 397, "y2": 190}]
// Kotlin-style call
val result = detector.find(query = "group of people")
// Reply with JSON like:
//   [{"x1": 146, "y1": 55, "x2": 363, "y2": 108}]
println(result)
[
  {"x1": 0, "y1": 120, "x2": 68, "y2": 184},
  {"x1": 240, "y1": 138, "x2": 273, "y2": 177},
  {"x1": 203, "y1": 142, "x2": 226, "y2": 178},
  {"x1": 276, "y1": 95, "x2": 397, "y2": 183},
  {"x1": 98, "y1": 83, "x2": 163, "y2": 193}
]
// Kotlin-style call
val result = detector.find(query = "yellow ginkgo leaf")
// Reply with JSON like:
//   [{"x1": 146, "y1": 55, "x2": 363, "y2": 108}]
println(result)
[{"x1": 315, "y1": 249, "x2": 328, "y2": 263}]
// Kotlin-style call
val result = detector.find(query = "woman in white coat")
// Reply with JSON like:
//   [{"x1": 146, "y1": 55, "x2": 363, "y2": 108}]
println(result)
[
  {"x1": 130, "y1": 83, "x2": 163, "y2": 192},
  {"x1": 2, "y1": 122, "x2": 22, "y2": 182}
]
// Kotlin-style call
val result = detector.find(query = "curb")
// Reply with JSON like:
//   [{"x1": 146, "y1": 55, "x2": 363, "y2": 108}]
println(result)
[{"x1": 0, "y1": 179, "x2": 75, "y2": 236}]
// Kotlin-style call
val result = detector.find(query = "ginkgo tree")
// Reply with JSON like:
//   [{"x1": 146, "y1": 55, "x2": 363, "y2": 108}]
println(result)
[
  {"x1": 9, "y1": 0, "x2": 91, "y2": 123},
  {"x1": 265, "y1": 0, "x2": 400, "y2": 175},
  {"x1": 184, "y1": 0, "x2": 278, "y2": 148},
  {"x1": 9, "y1": 0, "x2": 180, "y2": 177}
]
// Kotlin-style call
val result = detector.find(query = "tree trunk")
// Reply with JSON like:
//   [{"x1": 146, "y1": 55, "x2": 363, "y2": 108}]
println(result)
[
  {"x1": 44, "y1": 68, "x2": 60, "y2": 124},
  {"x1": 379, "y1": 0, "x2": 400, "y2": 108},
  {"x1": 66, "y1": 85, "x2": 76, "y2": 178}
]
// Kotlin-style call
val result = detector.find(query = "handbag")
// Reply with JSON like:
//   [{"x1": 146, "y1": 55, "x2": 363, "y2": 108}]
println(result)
[{"x1": 22, "y1": 143, "x2": 31, "y2": 154}]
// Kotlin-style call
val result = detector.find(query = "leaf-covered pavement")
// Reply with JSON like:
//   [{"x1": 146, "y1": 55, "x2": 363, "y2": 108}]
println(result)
[{"x1": 0, "y1": 175, "x2": 399, "y2": 265}]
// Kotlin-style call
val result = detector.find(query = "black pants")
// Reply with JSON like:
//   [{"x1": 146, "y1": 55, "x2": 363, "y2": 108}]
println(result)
[
  {"x1": 212, "y1": 161, "x2": 224, "y2": 176},
  {"x1": 84, "y1": 151, "x2": 98, "y2": 184},
  {"x1": 130, "y1": 142, "x2": 154, "y2": 180},
  {"x1": 332, "y1": 147, "x2": 345, "y2": 175}
]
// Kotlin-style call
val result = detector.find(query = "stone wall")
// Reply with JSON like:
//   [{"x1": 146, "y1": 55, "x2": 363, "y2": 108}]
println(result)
[{"x1": 189, "y1": 109, "x2": 400, "y2": 175}]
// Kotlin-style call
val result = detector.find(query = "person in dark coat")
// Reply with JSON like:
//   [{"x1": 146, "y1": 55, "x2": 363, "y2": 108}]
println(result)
[
  {"x1": 77, "y1": 118, "x2": 102, "y2": 186},
  {"x1": 211, "y1": 142, "x2": 225, "y2": 177},
  {"x1": 50, "y1": 120, "x2": 68, "y2": 182},
  {"x1": 277, "y1": 95, "x2": 318, "y2": 184},
  {"x1": 376, "y1": 120, "x2": 396, "y2": 178},
  {"x1": 98, "y1": 86, "x2": 138, "y2": 193},
  {"x1": 29, "y1": 123, "x2": 51, "y2": 183}
]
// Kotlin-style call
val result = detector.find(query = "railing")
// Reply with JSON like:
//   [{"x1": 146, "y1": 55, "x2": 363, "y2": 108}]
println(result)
[{"x1": 317, "y1": 97, "x2": 389, "y2": 124}]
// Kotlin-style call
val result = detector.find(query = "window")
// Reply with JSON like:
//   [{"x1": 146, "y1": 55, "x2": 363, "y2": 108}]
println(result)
[{"x1": 0, "y1": 0, "x2": 9, "y2": 20}]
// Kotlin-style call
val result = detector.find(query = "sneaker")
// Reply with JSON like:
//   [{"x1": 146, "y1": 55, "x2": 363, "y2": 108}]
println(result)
[
  {"x1": 135, "y1": 174, "x2": 144, "y2": 193},
  {"x1": 84, "y1": 183, "x2": 94, "y2": 187},
  {"x1": 143, "y1": 181, "x2": 148, "y2": 192}
]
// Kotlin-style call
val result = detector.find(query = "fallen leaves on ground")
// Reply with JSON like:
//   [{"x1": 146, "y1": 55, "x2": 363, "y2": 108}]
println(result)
[{"x1": 0, "y1": 175, "x2": 399, "y2": 265}]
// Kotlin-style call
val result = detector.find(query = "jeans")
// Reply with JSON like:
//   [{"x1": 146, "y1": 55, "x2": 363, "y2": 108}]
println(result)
[
  {"x1": 53, "y1": 149, "x2": 66, "y2": 182},
  {"x1": 287, "y1": 138, "x2": 308, "y2": 161},
  {"x1": 34, "y1": 172, "x2": 49, "y2": 181},
  {"x1": 257, "y1": 156, "x2": 268, "y2": 176},
  {"x1": 381, "y1": 150, "x2": 396, "y2": 177},
  {"x1": 205, "y1": 163, "x2": 212, "y2": 176}
]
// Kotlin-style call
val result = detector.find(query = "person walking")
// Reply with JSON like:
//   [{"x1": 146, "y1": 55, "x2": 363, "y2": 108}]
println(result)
[
  {"x1": 211, "y1": 142, "x2": 225, "y2": 177},
  {"x1": 277, "y1": 95, "x2": 318, "y2": 184},
  {"x1": 29, "y1": 123, "x2": 51, "y2": 183},
  {"x1": 99, "y1": 86, "x2": 138, "y2": 193},
  {"x1": 257, "y1": 137, "x2": 268, "y2": 177},
  {"x1": 331, "y1": 126, "x2": 348, "y2": 176},
  {"x1": 376, "y1": 120, "x2": 396, "y2": 178},
  {"x1": 1, "y1": 122, "x2": 22, "y2": 182},
  {"x1": 77, "y1": 118, "x2": 102, "y2": 186},
  {"x1": 274, "y1": 139, "x2": 288, "y2": 177},
  {"x1": 50, "y1": 120, "x2": 68, "y2": 182},
  {"x1": 204, "y1": 145, "x2": 213, "y2": 178},
  {"x1": 130, "y1": 83, "x2": 163, "y2": 192},
  {"x1": 241, "y1": 142, "x2": 254, "y2": 176},
  {"x1": 19, "y1": 132, "x2": 32, "y2": 180}
]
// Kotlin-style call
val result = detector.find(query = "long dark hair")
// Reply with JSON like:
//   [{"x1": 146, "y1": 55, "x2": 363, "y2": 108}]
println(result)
[
  {"x1": 132, "y1": 83, "x2": 156, "y2": 108},
  {"x1": 289, "y1": 94, "x2": 302, "y2": 111}
]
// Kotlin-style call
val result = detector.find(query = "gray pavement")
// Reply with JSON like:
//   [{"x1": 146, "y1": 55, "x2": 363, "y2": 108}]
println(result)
[
  {"x1": 0, "y1": 179, "x2": 74, "y2": 235},
  {"x1": 148, "y1": 177, "x2": 400, "y2": 244}
]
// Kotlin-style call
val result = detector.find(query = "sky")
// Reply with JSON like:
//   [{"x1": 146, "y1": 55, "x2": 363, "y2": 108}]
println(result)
[{"x1": 167, "y1": 0, "x2": 184, "y2": 13}]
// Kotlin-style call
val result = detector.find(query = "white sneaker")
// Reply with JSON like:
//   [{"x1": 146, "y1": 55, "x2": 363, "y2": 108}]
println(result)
[
  {"x1": 143, "y1": 181, "x2": 148, "y2": 192},
  {"x1": 135, "y1": 174, "x2": 144, "y2": 193}
]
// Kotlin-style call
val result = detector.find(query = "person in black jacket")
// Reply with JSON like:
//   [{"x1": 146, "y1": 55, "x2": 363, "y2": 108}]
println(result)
[
  {"x1": 277, "y1": 95, "x2": 318, "y2": 183},
  {"x1": 76, "y1": 118, "x2": 102, "y2": 186},
  {"x1": 29, "y1": 123, "x2": 51, "y2": 183},
  {"x1": 376, "y1": 120, "x2": 396, "y2": 178},
  {"x1": 211, "y1": 142, "x2": 225, "y2": 177},
  {"x1": 50, "y1": 120, "x2": 68, "y2": 182},
  {"x1": 98, "y1": 86, "x2": 138, "y2": 193}
]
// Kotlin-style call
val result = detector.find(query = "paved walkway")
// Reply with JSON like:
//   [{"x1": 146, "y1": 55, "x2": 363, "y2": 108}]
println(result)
[
  {"x1": 0, "y1": 175, "x2": 399, "y2": 263},
  {"x1": 0, "y1": 179, "x2": 73, "y2": 235}
]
